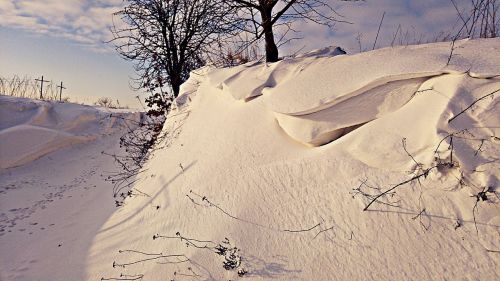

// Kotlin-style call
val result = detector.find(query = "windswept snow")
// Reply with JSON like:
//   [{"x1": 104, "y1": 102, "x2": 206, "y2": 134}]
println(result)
[
  {"x1": 201, "y1": 39, "x2": 500, "y2": 146},
  {"x1": 0, "y1": 96, "x2": 139, "y2": 169},
  {"x1": 0, "y1": 98, "x2": 142, "y2": 280},
  {"x1": 264, "y1": 39, "x2": 500, "y2": 115},
  {"x1": 274, "y1": 78, "x2": 427, "y2": 146},
  {"x1": 1, "y1": 38, "x2": 499, "y2": 281}
]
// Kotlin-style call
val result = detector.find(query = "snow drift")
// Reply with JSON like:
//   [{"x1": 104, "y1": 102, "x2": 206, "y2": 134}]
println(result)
[
  {"x1": 85, "y1": 38, "x2": 498, "y2": 281},
  {"x1": 1, "y1": 38, "x2": 499, "y2": 281},
  {"x1": 205, "y1": 39, "x2": 500, "y2": 146},
  {"x1": 0, "y1": 97, "x2": 142, "y2": 281},
  {"x1": 0, "y1": 96, "x2": 140, "y2": 169}
]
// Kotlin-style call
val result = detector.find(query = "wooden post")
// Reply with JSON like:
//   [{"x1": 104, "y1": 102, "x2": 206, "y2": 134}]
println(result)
[
  {"x1": 57, "y1": 81, "x2": 66, "y2": 101},
  {"x1": 35, "y1": 76, "x2": 49, "y2": 99}
]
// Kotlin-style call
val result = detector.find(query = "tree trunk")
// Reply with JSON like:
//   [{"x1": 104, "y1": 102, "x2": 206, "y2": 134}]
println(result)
[
  {"x1": 171, "y1": 73, "x2": 181, "y2": 97},
  {"x1": 261, "y1": 9, "x2": 279, "y2": 62}
]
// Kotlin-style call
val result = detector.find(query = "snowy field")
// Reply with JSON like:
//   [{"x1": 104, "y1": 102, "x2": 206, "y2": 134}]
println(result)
[{"x1": 1, "y1": 38, "x2": 499, "y2": 280}]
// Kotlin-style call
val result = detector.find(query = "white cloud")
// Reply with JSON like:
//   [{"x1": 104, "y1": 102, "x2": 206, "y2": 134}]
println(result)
[{"x1": 0, "y1": 0, "x2": 122, "y2": 50}]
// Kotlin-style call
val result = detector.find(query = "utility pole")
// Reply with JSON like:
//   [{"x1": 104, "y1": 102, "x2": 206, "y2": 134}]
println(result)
[
  {"x1": 35, "y1": 76, "x2": 49, "y2": 99},
  {"x1": 57, "y1": 81, "x2": 66, "y2": 101}
]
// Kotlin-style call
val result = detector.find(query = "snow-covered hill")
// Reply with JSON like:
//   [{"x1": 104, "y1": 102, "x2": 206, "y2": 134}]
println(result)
[{"x1": 1, "y1": 38, "x2": 499, "y2": 281}]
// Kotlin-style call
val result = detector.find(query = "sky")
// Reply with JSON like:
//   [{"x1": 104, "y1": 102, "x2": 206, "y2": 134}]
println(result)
[{"x1": 0, "y1": 0, "x2": 472, "y2": 109}]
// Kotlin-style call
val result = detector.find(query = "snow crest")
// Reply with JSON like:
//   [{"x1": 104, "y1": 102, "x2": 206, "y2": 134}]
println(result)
[{"x1": 203, "y1": 39, "x2": 500, "y2": 146}]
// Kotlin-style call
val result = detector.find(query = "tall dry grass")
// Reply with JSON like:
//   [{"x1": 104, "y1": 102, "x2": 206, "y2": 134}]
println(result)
[{"x1": 0, "y1": 75, "x2": 68, "y2": 101}]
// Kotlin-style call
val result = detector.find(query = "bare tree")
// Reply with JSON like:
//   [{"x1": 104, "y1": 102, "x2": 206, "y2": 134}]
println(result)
[
  {"x1": 228, "y1": 0, "x2": 357, "y2": 62},
  {"x1": 110, "y1": 0, "x2": 239, "y2": 115},
  {"x1": 96, "y1": 97, "x2": 114, "y2": 108}
]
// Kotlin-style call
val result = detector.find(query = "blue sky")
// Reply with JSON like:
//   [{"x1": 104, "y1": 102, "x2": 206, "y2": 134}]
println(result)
[{"x1": 0, "y1": 0, "x2": 471, "y2": 108}]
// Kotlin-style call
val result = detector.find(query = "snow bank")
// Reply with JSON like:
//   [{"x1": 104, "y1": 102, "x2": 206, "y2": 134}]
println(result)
[
  {"x1": 264, "y1": 39, "x2": 500, "y2": 115},
  {"x1": 0, "y1": 96, "x2": 141, "y2": 169},
  {"x1": 79, "y1": 38, "x2": 499, "y2": 281},
  {"x1": 204, "y1": 39, "x2": 500, "y2": 146}
]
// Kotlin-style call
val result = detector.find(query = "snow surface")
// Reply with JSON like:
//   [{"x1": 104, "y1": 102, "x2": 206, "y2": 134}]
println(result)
[
  {"x1": 0, "y1": 97, "x2": 142, "y2": 280},
  {"x1": 0, "y1": 96, "x2": 139, "y2": 169},
  {"x1": 1, "y1": 38, "x2": 499, "y2": 281}
]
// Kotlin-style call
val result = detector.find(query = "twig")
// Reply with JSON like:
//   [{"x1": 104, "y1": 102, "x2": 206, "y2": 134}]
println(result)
[
  {"x1": 411, "y1": 208, "x2": 426, "y2": 220},
  {"x1": 372, "y1": 11, "x2": 386, "y2": 50},
  {"x1": 411, "y1": 208, "x2": 429, "y2": 231},
  {"x1": 101, "y1": 274, "x2": 144, "y2": 281},
  {"x1": 446, "y1": 39, "x2": 457, "y2": 66},
  {"x1": 448, "y1": 88, "x2": 499, "y2": 123},
  {"x1": 312, "y1": 225, "x2": 334, "y2": 240},
  {"x1": 351, "y1": 179, "x2": 401, "y2": 209},
  {"x1": 153, "y1": 233, "x2": 244, "y2": 272},
  {"x1": 402, "y1": 138, "x2": 424, "y2": 174},
  {"x1": 363, "y1": 165, "x2": 440, "y2": 211},
  {"x1": 113, "y1": 253, "x2": 189, "y2": 268},
  {"x1": 409, "y1": 87, "x2": 434, "y2": 99},
  {"x1": 173, "y1": 267, "x2": 203, "y2": 279},
  {"x1": 471, "y1": 186, "x2": 494, "y2": 235},
  {"x1": 474, "y1": 139, "x2": 485, "y2": 156},
  {"x1": 188, "y1": 190, "x2": 322, "y2": 234},
  {"x1": 433, "y1": 129, "x2": 472, "y2": 166},
  {"x1": 283, "y1": 223, "x2": 320, "y2": 233},
  {"x1": 153, "y1": 232, "x2": 216, "y2": 249}
]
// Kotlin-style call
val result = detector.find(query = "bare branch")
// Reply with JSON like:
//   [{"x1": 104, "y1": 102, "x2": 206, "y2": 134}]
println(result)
[{"x1": 448, "y1": 88, "x2": 499, "y2": 123}]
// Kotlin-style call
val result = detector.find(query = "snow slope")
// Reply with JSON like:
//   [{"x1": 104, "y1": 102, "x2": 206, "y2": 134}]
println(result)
[
  {"x1": 0, "y1": 97, "x2": 142, "y2": 280},
  {"x1": 0, "y1": 96, "x2": 139, "y2": 169},
  {"x1": 1, "y1": 38, "x2": 500, "y2": 281},
  {"x1": 85, "y1": 38, "x2": 498, "y2": 281}
]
